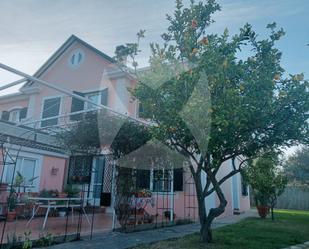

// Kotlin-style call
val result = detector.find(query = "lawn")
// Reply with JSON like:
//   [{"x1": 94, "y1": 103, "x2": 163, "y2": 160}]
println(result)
[{"x1": 133, "y1": 210, "x2": 309, "y2": 249}]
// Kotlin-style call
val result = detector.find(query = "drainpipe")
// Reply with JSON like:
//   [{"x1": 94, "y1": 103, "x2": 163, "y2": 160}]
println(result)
[
  {"x1": 111, "y1": 162, "x2": 116, "y2": 230},
  {"x1": 170, "y1": 169, "x2": 174, "y2": 222}
]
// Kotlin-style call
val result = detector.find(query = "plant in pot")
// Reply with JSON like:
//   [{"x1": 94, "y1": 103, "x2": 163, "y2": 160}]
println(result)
[
  {"x1": 64, "y1": 184, "x2": 80, "y2": 197},
  {"x1": 64, "y1": 184, "x2": 80, "y2": 205},
  {"x1": 14, "y1": 171, "x2": 25, "y2": 193},
  {"x1": 244, "y1": 153, "x2": 287, "y2": 219},
  {"x1": 254, "y1": 191, "x2": 270, "y2": 218},
  {"x1": 164, "y1": 210, "x2": 176, "y2": 221},
  {"x1": 7, "y1": 189, "x2": 17, "y2": 221}
]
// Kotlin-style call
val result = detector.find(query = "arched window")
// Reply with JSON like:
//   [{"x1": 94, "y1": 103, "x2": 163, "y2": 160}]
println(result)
[{"x1": 69, "y1": 49, "x2": 85, "y2": 68}]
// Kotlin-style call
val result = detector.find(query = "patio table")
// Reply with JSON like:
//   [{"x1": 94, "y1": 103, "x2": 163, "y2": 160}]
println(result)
[{"x1": 26, "y1": 197, "x2": 92, "y2": 229}]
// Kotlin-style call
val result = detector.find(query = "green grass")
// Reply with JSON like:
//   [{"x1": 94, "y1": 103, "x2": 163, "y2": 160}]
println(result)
[{"x1": 133, "y1": 210, "x2": 309, "y2": 249}]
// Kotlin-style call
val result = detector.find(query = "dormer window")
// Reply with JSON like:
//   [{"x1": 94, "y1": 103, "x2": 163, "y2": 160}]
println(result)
[
  {"x1": 1, "y1": 107, "x2": 27, "y2": 123},
  {"x1": 9, "y1": 109, "x2": 20, "y2": 123},
  {"x1": 69, "y1": 49, "x2": 84, "y2": 68}
]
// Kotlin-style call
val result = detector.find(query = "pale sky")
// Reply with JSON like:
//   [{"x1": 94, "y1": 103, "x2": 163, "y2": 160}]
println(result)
[{"x1": 0, "y1": 0, "x2": 308, "y2": 94}]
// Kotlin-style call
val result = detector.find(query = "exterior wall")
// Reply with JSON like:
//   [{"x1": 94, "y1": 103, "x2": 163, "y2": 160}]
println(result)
[
  {"x1": 216, "y1": 159, "x2": 250, "y2": 217},
  {"x1": 0, "y1": 99, "x2": 29, "y2": 112},
  {"x1": 238, "y1": 173, "x2": 251, "y2": 212},
  {"x1": 0, "y1": 40, "x2": 138, "y2": 125},
  {"x1": 215, "y1": 160, "x2": 234, "y2": 218},
  {"x1": 0, "y1": 145, "x2": 68, "y2": 193},
  {"x1": 144, "y1": 159, "x2": 251, "y2": 220},
  {"x1": 28, "y1": 41, "x2": 137, "y2": 123},
  {"x1": 39, "y1": 156, "x2": 67, "y2": 191}
]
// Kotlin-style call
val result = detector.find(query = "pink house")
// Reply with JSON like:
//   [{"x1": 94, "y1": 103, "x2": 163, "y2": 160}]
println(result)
[{"x1": 0, "y1": 35, "x2": 250, "y2": 224}]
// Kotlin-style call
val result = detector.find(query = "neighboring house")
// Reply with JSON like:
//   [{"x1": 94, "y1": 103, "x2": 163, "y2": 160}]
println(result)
[{"x1": 0, "y1": 35, "x2": 250, "y2": 220}]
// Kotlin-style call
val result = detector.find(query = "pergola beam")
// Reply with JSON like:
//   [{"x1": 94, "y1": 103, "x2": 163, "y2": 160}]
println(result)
[
  {"x1": 0, "y1": 78, "x2": 27, "y2": 92},
  {"x1": 0, "y1": 62, "x2": 148, "y2": 125}
]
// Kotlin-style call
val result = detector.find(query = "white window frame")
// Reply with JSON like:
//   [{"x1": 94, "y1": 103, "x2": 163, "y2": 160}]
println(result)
[
  {"x1": 3, "y1": 152, "x2": 43, "y2": 192},
  {"x1": 7, "y1": 106, "x2": 23, "y2": 123},
  {"x1": 9, "y1": 109, "x2": 21, "y2": 123},
  {"x1": 151, "y1": 169, "x2": 172, "y2": 192},
  {"x1": 40, "y1": 95, "x2": 62, "y2": 127},
  {"x1": 84, "y1": 91, "x2": 102, "y2": 110}
]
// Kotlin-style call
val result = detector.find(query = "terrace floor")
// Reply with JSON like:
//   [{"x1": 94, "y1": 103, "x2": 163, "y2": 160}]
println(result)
[{"x1": 0, "y1": 211, "x2": 113, "y2": 243}]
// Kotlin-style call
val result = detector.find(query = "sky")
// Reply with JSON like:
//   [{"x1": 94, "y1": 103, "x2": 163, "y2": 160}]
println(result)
[
  {"x1": 0, "y1": 0, "x2": 308, "y2": 154},
  {"x1": 0, "y1": 0, "x2": 308, "y2": 91}
]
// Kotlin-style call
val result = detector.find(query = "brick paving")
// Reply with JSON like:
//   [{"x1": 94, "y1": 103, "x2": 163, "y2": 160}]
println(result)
[
  {"x1": 45, "y1": 210, "x2": 257, "y2": 249},
  {"x1": 0, "y1": 212, "x2": 113, "y2": 243}
]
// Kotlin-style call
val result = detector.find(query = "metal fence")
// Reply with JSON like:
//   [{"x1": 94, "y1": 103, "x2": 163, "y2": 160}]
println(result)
[{"x1": 276, "y1": 186, "x2": 309, "y2": 210}]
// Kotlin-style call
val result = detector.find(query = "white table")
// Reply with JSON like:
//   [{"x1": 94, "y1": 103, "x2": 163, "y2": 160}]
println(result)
[{"x1": 26, "y1": 197, "x2": 92, "y2": 229}]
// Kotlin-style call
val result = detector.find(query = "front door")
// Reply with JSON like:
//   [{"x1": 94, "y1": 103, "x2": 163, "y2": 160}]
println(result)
[{"x1": 90, "y1": 156, "x2": 105, "y2": 206}]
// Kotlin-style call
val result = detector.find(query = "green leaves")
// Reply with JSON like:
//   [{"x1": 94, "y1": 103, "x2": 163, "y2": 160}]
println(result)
[
  {"x1": 245, "y1": 154, "x2": 287, "y2": 206},
  {"x1": 284, "y1": 147, "x2": 309, "y2": 185},
  {"x1": 131, "y1": 0, "x2": 309, "y2": 167}
]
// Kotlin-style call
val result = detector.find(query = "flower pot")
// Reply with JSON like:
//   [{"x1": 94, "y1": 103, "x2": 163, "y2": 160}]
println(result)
[
  {"x1": 256, "y1": 205, "x2": 270, "y2": 218},
  {"x1": 59, "y1": 211, "x2": 66, "y2": 217},
  {"x1": 58, "y1": 192, "x2": 67, "y2": 198},
  {"x1": 7, "y1": 211, "x2": 17, "y2": 222},
  {"x1": 0, "y1": 183, "x2": 8, "y2": 192},
  {"x1": 164, "y1": 211, "x2": 176, "y2": 220}
]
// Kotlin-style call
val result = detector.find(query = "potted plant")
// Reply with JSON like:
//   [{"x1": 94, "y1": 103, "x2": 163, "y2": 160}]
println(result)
[
  {"x1": 255, "y1": 193, "x2": 270, "y2": 218},
  {"x1": 14, "y1": 171, "x2": 24, "y2": 193},
  {"x1": 64, "y1": 184, "x2": 80, "y2": 198},
  {"x1": 138, "y1": 189, "x2": 152, "y2": 198},
  {"x1": 58, "y1": 192, "x2": 67, "y2": 198},
  {"x1": 164, "y1": 210, "x2": 176, "y2": 221},
  {"x1": 7, "y1": 189, "x2": 17, "y2": 221},
  {"x1": 0, "y1": 182, "x2": 8, "y2": 192}
]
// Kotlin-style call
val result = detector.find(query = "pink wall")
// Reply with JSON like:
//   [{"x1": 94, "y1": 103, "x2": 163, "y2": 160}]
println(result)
[
  {"x1": 144, "y1": 159, "x2": 250, "y2": 221},
  {"x1": 29, "y1": 41, "x2": 137, "y2": 122},
  {"x1": 0, "y1": 40, "x2": 138, "y2": 123},
  {"x1": 214, "y1": 160, "x2": 233, "y2": 218},
  {"x1": 0, "y1": 99, "x2": 29, "y2": 113},
  {"x1": 144, "y1": 192, "x2": 198, "y2": 221},
  {"x1": 238, "y1": 173, "x2": 251, "y2": 212},
  {"x1": 39, "y1": 156, "x2": 67, "y2": 191}
]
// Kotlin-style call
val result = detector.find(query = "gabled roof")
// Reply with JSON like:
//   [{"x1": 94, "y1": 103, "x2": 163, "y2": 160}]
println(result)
[{"x1": 21, "y1": 34, "x2": 117, "y2": 90}]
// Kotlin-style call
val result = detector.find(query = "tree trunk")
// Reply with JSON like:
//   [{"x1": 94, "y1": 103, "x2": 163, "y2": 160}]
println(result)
[
  {"x1": 193, "y1": 168, "x2": 228, "y2": 243},
  {"x1": 200, "y1": 220, "x2": 213, "y2": 242},
  {"x1": 196, "y1": 192, "x2": 214, "y2": 243},
  {"x1": 271, "y1": 206, "x2": 274, "y2": 220}
]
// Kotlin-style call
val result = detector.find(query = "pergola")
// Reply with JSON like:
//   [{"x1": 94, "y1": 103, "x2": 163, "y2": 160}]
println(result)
[{"x1": 0, "y1": 62, "x2": 190, "y2": 244}]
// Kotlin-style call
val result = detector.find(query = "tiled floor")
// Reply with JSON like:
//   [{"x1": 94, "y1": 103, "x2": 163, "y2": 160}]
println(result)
[
  {"x1": 0, "y1": 212, "x2": 113, "y2": 243},
  {"x1": 46, "y1": 210, "x2": 258, "y2": 249}
]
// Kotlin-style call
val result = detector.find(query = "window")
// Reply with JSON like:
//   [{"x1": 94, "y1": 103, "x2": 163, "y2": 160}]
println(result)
[
  {"x1": 70, "y1": 89, "x2": 108, "y2": 121},
  {"x1": 136, "y1": 169, "x2": 150, "y2": 189},
  {"x1": 69, "y1": 49, "x2": 84, "y2": 68},
  {"x1": 1, "y1": 111, "x2": 10, "y2": 121},
  {"x1": 68, "y1": 155, "x2": 93, "y2": 184},
  {"x1": 173, "y1": 168, "x2": 183, "y2": 191},
  {"x1": 152, "y1": 168, "x2": 183, "y2": 192},
  {"x1": 138, "y1": 101, "x2": 152, "y2": 119},
  {"x1": 153, "y1": 170, "x2": 171, "y2": 192},
  {"x1": 41, "y1": 97, "x2": 61, "y2": 127},
  {"x1": 85, "y1": 91, "x2": 101, "y2": 110},
  {"x1": 241, "y1": 174, "x2": 248, "y2": 196},
  {"x1": 134, "y1": 168, "x2": 184, "y2": 192},
  {"x1": 9, "y1": 110, "x2": 20, "y2": 123},
  {"x1": 1, "y1": 108, "x2": 27, "y2": 123},
  {"x1": 4, "y1": 157, "x2": 37, "y2": 187}
]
